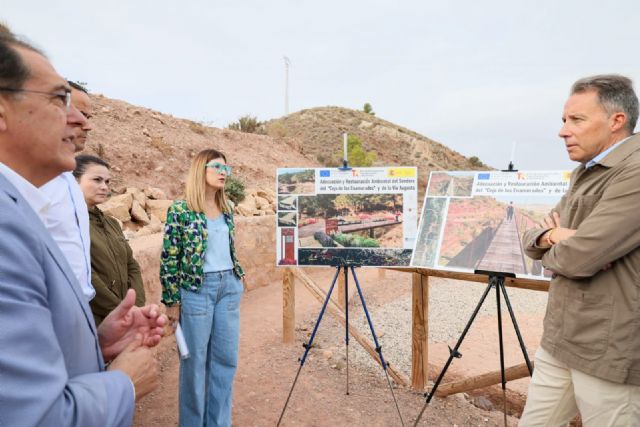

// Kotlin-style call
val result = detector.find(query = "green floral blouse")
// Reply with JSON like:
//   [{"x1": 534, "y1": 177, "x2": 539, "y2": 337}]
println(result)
[{"x1": 160, "y1": 199, "x2": 245, "y2": 306}]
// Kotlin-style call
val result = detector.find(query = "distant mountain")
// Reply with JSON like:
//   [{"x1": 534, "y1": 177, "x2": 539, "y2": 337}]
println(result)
[{"x1": 265, "y1": 106, "x2": 489, "y2": 189}]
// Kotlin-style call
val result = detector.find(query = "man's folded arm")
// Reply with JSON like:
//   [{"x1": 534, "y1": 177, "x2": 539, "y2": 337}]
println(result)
[{"x1": 542, "y1": 163, "x2": 640, "y2": 278}]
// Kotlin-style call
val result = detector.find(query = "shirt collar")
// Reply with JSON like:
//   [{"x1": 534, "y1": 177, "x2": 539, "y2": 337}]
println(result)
[
  {"x1": 585, "y1": 135, "x2": 633, "y2": 168},
  {"x1": 0, "y1": 162, "x2": 52, "y2": 224}
]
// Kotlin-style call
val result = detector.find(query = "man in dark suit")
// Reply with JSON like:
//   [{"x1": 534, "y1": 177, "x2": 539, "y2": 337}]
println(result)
[{"x1": 0, "y1": 29, "x2": 165, "y2": 426}]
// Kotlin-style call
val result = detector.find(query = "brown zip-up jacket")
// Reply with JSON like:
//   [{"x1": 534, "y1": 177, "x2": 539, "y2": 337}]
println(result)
[
  {"x1": 523, "y1": 133, "x2": 640, "y2": 385},
  {"x1": 89, "y1": 206, "x2": 145, "y2": 325}
]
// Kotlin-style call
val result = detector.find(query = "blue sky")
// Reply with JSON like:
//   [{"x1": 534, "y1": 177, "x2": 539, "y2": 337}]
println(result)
[{"x1": 4, "y1": 0, "x2": 639, "y2": 170}]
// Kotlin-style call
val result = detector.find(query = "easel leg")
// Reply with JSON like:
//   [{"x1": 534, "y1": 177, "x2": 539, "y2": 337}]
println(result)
[
  {"x1": 413, "y1": 281, "x2": 494, "y2": 426},
  {"x1": 495, "y1": 277, "x2": 508, "y2": 427},
  {"x1": 277, "y1": 266, "x2": 342, "y2": 426},
  {"x1": 350, "y1": 266, "x2": 405, "y2": 426},
  {"x1": 499, "y1": 281, "x2": 533, "y2": 375},
  {"x1": 344, "y1": 266, "x2": 350, "y2": 395}
]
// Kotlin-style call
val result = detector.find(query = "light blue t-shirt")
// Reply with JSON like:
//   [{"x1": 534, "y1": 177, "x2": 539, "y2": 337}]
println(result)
[{"x1": 203, "y1": 215, "x2": 234, "y2": 273}]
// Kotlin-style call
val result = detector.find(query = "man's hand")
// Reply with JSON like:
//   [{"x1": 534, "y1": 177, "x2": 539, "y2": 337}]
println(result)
[
  {"x1": 107, "y1": 335, "x2": 159, "y2": 401},
  {"x1": 538, "y1": 211, "x2": 561, "y2": 230},
  {"x1": 536, "y1": 212, "x2": 576, "y2": 247},
  {"x1": 98, "y1": 289, "x2": 167, "y2": 362}
]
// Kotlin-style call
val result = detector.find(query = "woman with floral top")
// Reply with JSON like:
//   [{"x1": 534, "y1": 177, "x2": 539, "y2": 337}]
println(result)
[{"x1": 160, "y1": 149, "x2": 245, "y2": 427}]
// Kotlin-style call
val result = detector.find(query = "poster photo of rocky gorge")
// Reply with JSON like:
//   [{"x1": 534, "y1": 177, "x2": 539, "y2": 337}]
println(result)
[{"x1": 412, "y1": 171, "x2": 569, "y2": 279}]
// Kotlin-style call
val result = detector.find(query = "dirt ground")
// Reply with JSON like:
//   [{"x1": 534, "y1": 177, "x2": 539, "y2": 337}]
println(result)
[{"x1": 134, "y1": 269, "x2": 543, "y2": 426}]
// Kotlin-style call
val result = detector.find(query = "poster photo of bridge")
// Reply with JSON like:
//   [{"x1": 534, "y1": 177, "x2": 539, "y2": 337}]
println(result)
[
  {"x1": 411, "y1": 170, "x2": 571, "y2": 280},
  {"x1": 276, "y1": 167, "x2": 418, "y2": 267}
]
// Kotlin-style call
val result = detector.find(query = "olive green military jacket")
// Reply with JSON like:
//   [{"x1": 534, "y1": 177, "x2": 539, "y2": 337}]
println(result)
[
  {"x1": 89, "y1": 207, "x2": 145, "y2": 325},
  {"x1": 523, "y1": 133, "x2": 640, "y2": 385}
]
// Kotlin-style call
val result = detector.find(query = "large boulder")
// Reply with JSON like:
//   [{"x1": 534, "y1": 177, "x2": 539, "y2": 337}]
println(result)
[
  {"x1": 146, "y1": 199, "x2": 173, "y2": 222},
  {"x1": 254, "y1": 195, "x2": 271, "y2": 211},
  {"x1": 131, "y1": 200, "x2": 151, "y2": 225},
  {"x1": 256, "y1": 189, "x2": 275, "y2": 204},
  {"x1": 126, "y1": 187, "x2": 148, "y2": 210},
  {"x1": 144, "y1": 187, "x2": 167, "y2": 200},
  {"x1": 98, "y1": 193, "x2": 133, "y2": 223},
  {"x1": 236, "y1": 194, "x2": 257, "y2": 216},
  {"x1": 135, "y1": 214, "x2": 164, "y2": 237}
]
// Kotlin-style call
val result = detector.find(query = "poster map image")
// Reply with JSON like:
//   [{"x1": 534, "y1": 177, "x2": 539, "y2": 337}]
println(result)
[
  {"x1": 411, "y1": 171, "x2": 571, "y2": 280},
  {"x1": 276, "y1": 167, "x2": 418, "y2": 267}
]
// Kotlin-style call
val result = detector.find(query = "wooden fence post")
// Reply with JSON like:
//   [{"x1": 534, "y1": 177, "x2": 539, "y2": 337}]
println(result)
[
  {"x1": 283, "y1": 267, "x2": 295, "y2": 343},
  {"x1": 411, "y1": 272, "x2": 429, "y2": 390}
]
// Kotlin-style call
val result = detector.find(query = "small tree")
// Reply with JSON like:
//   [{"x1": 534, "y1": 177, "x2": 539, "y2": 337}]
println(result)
[
  {"x1": 225, "y1": 175, "x2": 246, "y2": 205},
  {"x1": 469, "y1": 156, "x2": 484, "y2": 167},
  {"x1": 363, "y1": 103, "x2": 375, "y2": 115}
]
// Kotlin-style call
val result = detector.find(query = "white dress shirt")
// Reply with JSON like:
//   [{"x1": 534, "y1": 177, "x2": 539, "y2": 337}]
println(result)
[
  {"x1": 40, "y1": 173, "x2": 95, "y2": 301},
  {"x1": 0, "y1": 162, "x2": 51, "y2": 223}
]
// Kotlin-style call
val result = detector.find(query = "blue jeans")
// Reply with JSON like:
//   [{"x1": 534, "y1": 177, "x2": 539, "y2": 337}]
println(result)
[{"x1": 179, "y1": 270, "x2": 243, "y2": 427}]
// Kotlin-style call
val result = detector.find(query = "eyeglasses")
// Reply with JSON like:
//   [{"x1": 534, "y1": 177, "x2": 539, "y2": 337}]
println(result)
[
  {"x1": 205, "y1": 161, "x2": 232, "y2": 176},
  {"x1": 0, "y1": 86, "x2": 72, "y2": 110}
]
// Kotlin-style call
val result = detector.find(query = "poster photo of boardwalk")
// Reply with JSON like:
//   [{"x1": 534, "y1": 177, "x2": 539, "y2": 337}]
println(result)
[
  {"x1": 276, "y1": 167, "x2": 418, "y2": 267},
  {"x1": 411, "y1": 170, "x2": 571, "y2": 280}
]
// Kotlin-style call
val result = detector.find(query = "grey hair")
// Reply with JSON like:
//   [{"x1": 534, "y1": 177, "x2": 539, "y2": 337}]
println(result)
[{"x1": 571, "y1": 74, "x2": 638, "y2": 134}]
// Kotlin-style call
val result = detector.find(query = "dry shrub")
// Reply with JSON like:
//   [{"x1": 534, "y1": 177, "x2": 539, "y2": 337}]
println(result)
[
  {"x1": 188, "y1": 121, "x2": 206, "y2": 135},
  {"x1": 150, "y1": 136, "x2": 173, "y2": 155},
  {"x1": 265, "y1": 122, "x2": 287, "y2": 138}
]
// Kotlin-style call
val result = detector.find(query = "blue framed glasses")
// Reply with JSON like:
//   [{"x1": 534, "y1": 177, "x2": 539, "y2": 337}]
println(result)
[{"x1": 205, "y1": 161, "x2": 232, "y2": 176}]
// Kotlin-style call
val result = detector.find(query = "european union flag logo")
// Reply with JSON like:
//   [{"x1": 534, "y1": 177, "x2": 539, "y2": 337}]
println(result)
[
  {"x1": 320, "y1": 170, "x2": 330, "y2": 177},
  {"x1": 478, "y1": 173, "x2": 490, "y2": 180}
]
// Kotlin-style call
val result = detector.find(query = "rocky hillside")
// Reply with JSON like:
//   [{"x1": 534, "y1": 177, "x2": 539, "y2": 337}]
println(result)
[
  {"x1": 84, "y1": 95, "x2": 318, "y2": 199},
  {"x1": 85, "y1": 97, "x2": 488, "y2": 203},
  {"x1": 265, "y1": 106, "x2": 488, "y2": 189}
]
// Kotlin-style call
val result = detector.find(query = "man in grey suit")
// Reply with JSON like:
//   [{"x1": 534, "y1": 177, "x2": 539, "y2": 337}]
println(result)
[{"x1": 0, "y1": 30, "x2": 164, "y2": 426}]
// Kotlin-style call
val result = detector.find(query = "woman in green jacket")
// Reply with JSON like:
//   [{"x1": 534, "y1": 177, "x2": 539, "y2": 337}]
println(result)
[
  {"x1": 160, "y1": 148, "x2": 244, "y2": 427},
  {"x1": 73, "y1": 155, "x2": 146, "y2": 325}
]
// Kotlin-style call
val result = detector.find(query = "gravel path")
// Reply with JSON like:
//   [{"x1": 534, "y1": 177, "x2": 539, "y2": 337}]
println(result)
[{"x1": 305, "y1": 275, "x2": 548, "y2": 380}]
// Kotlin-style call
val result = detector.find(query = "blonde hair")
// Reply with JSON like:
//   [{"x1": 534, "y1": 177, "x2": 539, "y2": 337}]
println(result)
[{"x1": 185, "y1": 149, "x2": 230, "y2": 214}]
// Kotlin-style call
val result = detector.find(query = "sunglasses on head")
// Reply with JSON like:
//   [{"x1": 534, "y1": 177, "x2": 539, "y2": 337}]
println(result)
[{"x1": 205, "y1": 161, "x2": 232, "y2": 176}]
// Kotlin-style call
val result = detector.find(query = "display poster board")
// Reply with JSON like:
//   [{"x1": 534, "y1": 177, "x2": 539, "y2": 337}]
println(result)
[
  {"x1": 410, "y1": 170, "x2": 571, "y2": 280},
  {"x1": 276, "y1": 167, "x2": 418, "y2": 267}
]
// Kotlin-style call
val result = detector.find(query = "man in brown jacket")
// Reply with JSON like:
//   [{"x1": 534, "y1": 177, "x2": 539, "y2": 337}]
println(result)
[{"x1": 520, "y1": 75, "x2": 640, "y2": 425}]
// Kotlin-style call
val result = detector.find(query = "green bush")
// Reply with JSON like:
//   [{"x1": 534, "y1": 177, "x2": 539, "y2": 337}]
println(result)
[
  {"x1": 469, "y1": 156, "x2": 484, "y2": 167},
  {"x1": 363, "y1": 103, "x2": 375, "y2": 115},
  {"x1": 225, "y1": 175, "x2": 246, "y2": 204}
]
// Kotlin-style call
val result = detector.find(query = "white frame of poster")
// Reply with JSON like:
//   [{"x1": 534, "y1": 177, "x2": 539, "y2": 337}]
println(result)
[
  {"x1": 410, "y1": 170, "x2": 571, "y2": 280},
  {"x1": 275, "y1": 167, "x2": 418, "y2": 267}
]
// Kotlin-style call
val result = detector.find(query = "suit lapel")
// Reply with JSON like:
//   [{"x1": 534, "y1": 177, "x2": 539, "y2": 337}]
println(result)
[{"x1": 0, "y1": 175, "x2": 99, "y2": 338}]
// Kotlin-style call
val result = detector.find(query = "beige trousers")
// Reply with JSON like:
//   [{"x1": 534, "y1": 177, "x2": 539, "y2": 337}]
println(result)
[{"x1": 519, "y1": 347, "x2": 640, "y2": 427}]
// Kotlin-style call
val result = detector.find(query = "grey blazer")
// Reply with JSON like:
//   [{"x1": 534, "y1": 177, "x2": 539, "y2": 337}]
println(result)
[{"x1": 0, "y1": 173, "x2": 134, "y2": 426}]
